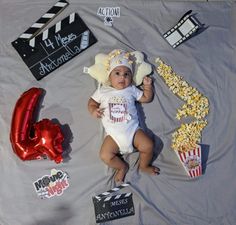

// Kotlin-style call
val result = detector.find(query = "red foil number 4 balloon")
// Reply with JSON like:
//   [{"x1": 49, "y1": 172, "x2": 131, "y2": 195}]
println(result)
[{"x1": 10, "y1": 87, "x2": 64, "y2": 163}]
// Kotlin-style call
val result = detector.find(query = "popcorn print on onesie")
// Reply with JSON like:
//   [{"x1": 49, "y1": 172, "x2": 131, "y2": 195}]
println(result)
[{"x1": 108, "y1": 96, "x2": 131, "y2": 123}]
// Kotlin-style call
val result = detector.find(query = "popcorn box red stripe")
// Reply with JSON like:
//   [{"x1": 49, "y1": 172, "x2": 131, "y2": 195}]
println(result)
[{"x1": 175, "y1": 144, "x2": 202, "y2": 178}]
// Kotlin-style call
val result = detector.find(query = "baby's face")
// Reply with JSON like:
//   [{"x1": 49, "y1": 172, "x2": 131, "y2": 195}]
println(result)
[{"x1": 109, "y1": 66, "x2": 132, "y2": 90}]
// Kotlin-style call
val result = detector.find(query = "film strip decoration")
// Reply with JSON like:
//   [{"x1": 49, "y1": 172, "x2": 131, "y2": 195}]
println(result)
[
  {"x1": 92, "y1": 183, "x2": 135, "y2": 223},
  {"x1": 163, "y1": 10, "x2": 203, "y2": 48},
  {"x1": 12, "y1": 0, "x2": 97, "y2": 80}
]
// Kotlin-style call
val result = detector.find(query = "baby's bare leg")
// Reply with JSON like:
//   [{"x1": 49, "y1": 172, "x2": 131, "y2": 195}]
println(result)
[
  {"x1": 134, "y1": 129, "x2": 160, "y2": 175},
  {"x1": 100, "y1": 135, "x2": 128, "y2": 182}
]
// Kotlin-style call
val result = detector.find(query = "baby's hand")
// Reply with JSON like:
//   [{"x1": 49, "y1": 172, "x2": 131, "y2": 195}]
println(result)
[
  {"x1": 92, "y1": 108, "x2": 104, "y2": 118},
  {"x1": 143, "y1": 76, "x2": 152, "y2": 86}
]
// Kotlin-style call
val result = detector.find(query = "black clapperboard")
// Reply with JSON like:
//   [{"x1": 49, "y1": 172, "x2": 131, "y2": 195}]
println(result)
[
  {"x1": 12, "y1": 0, "x2": 97, "y2": 80},
  {"x1": 92, "y1": 183, "x2": 135, "y2": 223},
  {"x1": 163, "y1": 10, "x2": 204, "y2": 48}
]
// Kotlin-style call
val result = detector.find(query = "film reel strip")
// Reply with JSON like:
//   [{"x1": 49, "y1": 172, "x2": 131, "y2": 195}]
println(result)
[{"x1": 163, "y1": 10, "x2": 203, "y2": 48}]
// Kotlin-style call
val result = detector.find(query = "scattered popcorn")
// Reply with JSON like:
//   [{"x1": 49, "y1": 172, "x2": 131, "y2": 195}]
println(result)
[
  {"x1": 105, "y1": 49, "x2": 133, "y2": 71},
  {"x1": 156, "y1": 58, "x2": 210, "y2": 152},
  {"x1": 171, "y1": 120, "x2": 207, "y2": 152}
]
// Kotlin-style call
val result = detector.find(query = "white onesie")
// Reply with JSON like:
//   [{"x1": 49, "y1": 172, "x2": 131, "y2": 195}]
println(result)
[{"x1": 91, "y1": 85, "x2": 143, "y2": 154}]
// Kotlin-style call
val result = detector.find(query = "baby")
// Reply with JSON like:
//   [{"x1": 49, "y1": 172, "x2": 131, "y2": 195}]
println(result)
[{"x1": 88, "y1": 49, "x2": 159, "y2": 182}]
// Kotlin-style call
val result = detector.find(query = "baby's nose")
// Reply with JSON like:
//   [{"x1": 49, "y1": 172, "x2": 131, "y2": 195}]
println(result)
[{"x1": 119, "y1": 73, "x2": 126, "y2": 78}]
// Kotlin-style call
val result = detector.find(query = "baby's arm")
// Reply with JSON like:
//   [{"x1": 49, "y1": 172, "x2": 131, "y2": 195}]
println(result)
[
  {"x1": 88, "y1": 98, "x2": 104, "y2": 118},
  {"x1": 138, "y1": 76, "x2": 153, "y2": 103}
]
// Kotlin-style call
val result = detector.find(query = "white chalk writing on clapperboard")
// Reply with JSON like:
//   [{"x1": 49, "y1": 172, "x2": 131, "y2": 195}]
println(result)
[
  {"x1": 12, "y1": 0, "x2": 97, "y2": 81},
  {"x1": 97, "y1": 7, "x2": 120, "y2": 26},
  {"x1": 96, "y1": 207, "x2": 134, "y2": 222},
  {"x1": 38, "y1": 30, "x2": 89, "y2": 76}
]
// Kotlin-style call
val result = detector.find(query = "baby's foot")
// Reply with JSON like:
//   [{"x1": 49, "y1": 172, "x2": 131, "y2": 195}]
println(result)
[
  {"x1": 115, "y1": 166, "x2": 128, "y2": 183},
  {"x1": 140, "y1": 166, "x2": 160, "y2": 175}
]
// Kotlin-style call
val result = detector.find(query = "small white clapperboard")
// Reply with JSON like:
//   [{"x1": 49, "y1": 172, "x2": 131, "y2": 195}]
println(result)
[
  {"x1": 92, "y1": 182, "x2": 135, "y2": 223},
  {"x1": 163, "y1": 10, "x2": 204, "y2": 48},
  {"x1": 11, "y1": 0, "x2": 97, "y2": 80}
]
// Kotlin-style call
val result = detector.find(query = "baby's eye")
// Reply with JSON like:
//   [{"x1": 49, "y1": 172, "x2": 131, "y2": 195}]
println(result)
[
  {"x1": 115, "y1": 71, "x2": 120, "y2": 76},
  {"x1": 124, "y1": 72, "x2": 131, "y2": 77}
]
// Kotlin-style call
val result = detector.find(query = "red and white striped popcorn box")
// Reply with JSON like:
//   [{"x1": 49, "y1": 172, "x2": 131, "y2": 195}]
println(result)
[{"x1": 175, "y1": 144, "x2": 202, "y2": 178}]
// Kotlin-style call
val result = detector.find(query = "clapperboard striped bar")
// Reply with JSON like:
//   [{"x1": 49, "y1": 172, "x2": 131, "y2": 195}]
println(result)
[
  {"x1": 163, "y1": 10, "x2": 202, "y2": 48},
  {"x1": 12, "y1": 1, "x2": 97, "y2": 80},
  {"x1": 94, "y1": 182, "x2": 130, "y2": 200},
  {"x1": 92, "y1": 182, "x2": 135, "y2": 223},
  {"x1": 28, "y1": 12, "x2": 77, "y2": 48},
  {"x1": 19, "y1": 0, "x2": 68, "y2": 40},
  {"x1": 100, "y1": 193, "x2": 132, "y2": 202},
  {"x1": 176, "y1": 144, "x2": 202, "y2": 178}
]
